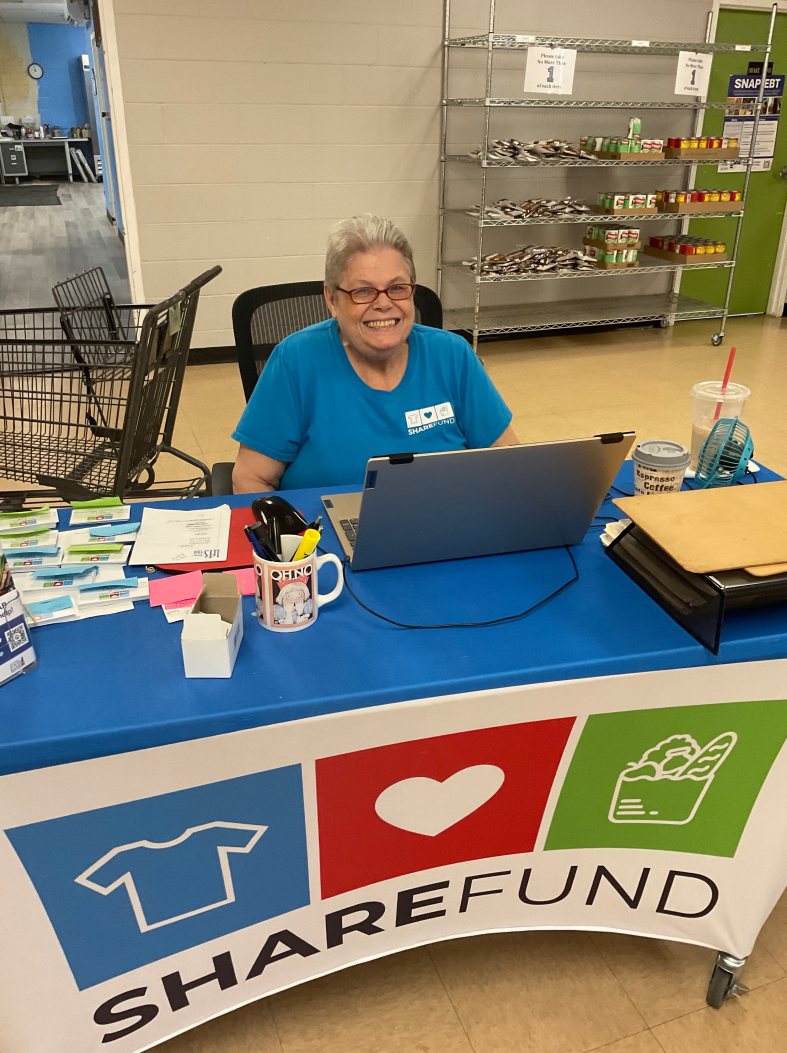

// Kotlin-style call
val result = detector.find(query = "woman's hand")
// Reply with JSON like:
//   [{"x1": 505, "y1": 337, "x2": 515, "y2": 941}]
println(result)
[{"x1": 232, "y1": 445, "x2": 288, "y2": 494}]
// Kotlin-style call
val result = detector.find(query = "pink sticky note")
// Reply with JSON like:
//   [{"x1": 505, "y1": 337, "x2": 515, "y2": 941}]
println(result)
[
  {"x1": 149, "y1": 570, "x2": 204, "y2": 608},
  {"x1": 225, "y1": 567, "x2": 256, "y2": 596}
]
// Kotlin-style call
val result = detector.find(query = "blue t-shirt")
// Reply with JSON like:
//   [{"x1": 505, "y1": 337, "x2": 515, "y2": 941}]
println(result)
[{"x1": 232, "y1": 320, "x2": 512, "y2": 490}]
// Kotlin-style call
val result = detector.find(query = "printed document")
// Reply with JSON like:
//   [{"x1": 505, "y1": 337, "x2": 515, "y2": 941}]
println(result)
[{"x1": 129, "y1": 505, "x2": 231, "y2": 566}]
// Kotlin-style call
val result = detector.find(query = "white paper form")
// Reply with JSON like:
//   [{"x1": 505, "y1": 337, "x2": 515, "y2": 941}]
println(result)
[{"x1": 129, "y1": 505, "x2": 231, "y2": 566}]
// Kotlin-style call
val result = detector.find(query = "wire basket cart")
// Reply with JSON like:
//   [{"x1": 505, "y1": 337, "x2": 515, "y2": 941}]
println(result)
[{"x1": 0, "y1": 265, "x2": 221, "y2": 509}]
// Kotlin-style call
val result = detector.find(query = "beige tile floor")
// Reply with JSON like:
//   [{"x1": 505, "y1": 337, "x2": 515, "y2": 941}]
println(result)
[{"x1": 149, "y1": 314, "x2": 787, "y2": 1053}]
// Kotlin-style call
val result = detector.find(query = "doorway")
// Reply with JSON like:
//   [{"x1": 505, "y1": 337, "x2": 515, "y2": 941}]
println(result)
[
  {"x1": 680, "y1": 7, "x2": 787, "y2": 315},
  {"x1": 0, "y1": 5, "x2": 129, "y2": 308}
]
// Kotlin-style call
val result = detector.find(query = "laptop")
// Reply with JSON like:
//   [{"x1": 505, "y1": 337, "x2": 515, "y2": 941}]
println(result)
[{"x1": 322, "y1": 432, "x2": 635, "y2": 571}]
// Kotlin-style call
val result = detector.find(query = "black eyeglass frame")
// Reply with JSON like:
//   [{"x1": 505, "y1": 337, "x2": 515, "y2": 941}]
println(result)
[{"x1": 335, "y1": 283, "x2": 416, "y2": 305}]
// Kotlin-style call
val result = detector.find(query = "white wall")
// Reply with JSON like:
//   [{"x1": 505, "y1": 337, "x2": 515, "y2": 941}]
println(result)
[{"x1": 109, "y1": 0, "x2": 715, "y2": 347}]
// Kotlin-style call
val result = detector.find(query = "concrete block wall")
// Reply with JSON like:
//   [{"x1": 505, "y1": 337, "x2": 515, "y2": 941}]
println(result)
[{"x1": 110, "y1": 0, "x2": 713, "y2": 347}]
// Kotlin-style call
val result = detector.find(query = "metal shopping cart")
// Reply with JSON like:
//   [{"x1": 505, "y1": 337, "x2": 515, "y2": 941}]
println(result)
[{"x1": 0, "y1": 265, "x2": 221, "y2": 509}]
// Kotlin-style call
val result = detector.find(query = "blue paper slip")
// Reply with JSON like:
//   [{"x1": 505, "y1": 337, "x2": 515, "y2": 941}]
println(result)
[
  {"x1": 27, "y1": 596, "x2": 74, "y2": 617},
  {"x1": 33, "y1": 566, "x2": 95, "y2": 581},
  {"x1": 79, "y1": 577, "x2": 138, "y2": 592},
  {"x1": 5, "y1": 546, "x2": 60, "y2": 558},
  {"x1": 87, "y1": 523, "x2": 140, "y2": 538}
]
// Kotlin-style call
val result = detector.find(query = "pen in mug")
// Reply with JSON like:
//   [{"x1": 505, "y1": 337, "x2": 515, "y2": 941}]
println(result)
[
  {"x1": 269, "y1": 517, "x2": 282, "y2": 556},
  {"x1": 245, "y1": 524, "x2": 280, "y2": 562},
  {"x1": 244, "y1": 525, "x2": 266, "y2": 559}
]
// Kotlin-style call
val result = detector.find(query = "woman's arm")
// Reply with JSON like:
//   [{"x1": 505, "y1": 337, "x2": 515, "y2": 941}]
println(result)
[
  {"x1": 491, "y1": 424, "x2": 520, "y2": 447},
  {"x1": 232, "y1": 445, "x2": 288, "y2": 494}
]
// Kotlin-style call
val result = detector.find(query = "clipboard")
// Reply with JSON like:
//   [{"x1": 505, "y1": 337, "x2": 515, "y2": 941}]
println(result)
[{"x1": 613, "y1": 481, "x2": 787, "y2": 573}]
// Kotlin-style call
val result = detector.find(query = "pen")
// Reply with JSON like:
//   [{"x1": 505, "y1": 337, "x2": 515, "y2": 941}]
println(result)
[
  {"x1": 269, "y1": 517, "x2": 281, "y2": 557},
  {"x1": 307, "y1": 515, "x2": 323, "y2": 532},
  {"x1": 244, "y1": 525, "x2": 266, "y2": 559},
  {"x1": 247, "y1": 522, "x2": 280, "y2": 562},
  {"x1": 292, "y1": 528, "x2": 321, "y2": 561}
]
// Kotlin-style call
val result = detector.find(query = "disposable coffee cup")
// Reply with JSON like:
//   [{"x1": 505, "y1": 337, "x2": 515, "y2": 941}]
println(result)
[
  {"x1": 691, "y1": 381, "x2": 750, "y2": 468},
  {"x1": 632, "y1": 440, "x2": 691, "y2": 495}
]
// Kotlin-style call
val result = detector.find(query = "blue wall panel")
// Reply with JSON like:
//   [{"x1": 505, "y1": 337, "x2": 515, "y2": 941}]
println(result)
[{"x1": 27, "y1": 23, "x2": 90, "y2": 132}]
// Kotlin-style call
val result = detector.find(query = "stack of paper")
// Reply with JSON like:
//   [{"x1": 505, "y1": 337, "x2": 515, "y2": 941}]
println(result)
[
  {"x1": 13, "y1": 565, "x2": 149, "y2": 626},
  {"x1": 130, "y1": 505, "x2": 231, "y2": 566},
  {"x1": 69, "y1": 496, "x2": 132, "y2": 526}
]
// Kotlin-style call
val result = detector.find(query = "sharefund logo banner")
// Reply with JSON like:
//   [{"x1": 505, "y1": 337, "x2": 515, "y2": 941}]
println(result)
[{"x1": 0, "y1": 663, "x2": 786, "y2": 1053}]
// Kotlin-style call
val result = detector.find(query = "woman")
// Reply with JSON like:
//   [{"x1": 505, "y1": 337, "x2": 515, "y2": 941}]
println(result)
[{"x1": 232, "y1": 214, "x2": 517, "y2": 493}]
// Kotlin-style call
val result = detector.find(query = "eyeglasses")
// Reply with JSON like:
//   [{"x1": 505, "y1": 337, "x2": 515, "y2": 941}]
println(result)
[{"x1": 336, "y1": 283, "x2": 415, "y2": 305}]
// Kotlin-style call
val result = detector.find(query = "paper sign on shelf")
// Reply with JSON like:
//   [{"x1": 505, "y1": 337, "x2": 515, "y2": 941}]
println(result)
[
  {"x1": 524, "y1": 46, "x2": 576, "y2": 96},
  {"x1": 675, "y1": 51, "x2": 712, "y2": 96}
]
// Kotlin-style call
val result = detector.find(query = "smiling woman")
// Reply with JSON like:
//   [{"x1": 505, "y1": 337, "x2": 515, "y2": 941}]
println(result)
[{"x1": 231, "y1": 215, "x2": 518, "y2": 493}]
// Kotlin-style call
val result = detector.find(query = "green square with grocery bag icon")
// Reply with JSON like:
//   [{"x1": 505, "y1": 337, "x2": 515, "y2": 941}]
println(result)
[{"x1": 545, "y1": 700, "x2": 787, "y2": 857}]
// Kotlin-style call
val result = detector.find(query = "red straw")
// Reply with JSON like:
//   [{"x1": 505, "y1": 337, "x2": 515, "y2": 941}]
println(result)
[{"x1": 713, "y1": 346, "x2": 737, "y2": 421}]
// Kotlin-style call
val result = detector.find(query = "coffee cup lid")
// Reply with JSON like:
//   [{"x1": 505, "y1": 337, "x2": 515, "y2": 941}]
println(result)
[{"x1": 633, "y1": 439, "x2": 691, "y2": 470}]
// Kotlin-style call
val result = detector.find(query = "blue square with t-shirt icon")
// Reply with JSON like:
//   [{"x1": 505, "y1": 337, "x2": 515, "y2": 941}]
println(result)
[{"x1": 5, "y1": 766, "x2": 309, "y2": 989}]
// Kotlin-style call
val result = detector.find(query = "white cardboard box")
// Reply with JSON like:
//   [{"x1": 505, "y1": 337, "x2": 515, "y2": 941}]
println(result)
[{"x1": 181, "y1": 573, "x2": 243, "y2": 678}]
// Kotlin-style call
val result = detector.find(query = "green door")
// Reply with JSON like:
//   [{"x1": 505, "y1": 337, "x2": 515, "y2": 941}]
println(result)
[{"x1": 680, "y1": 8, "x2": 787, "y2": 314}]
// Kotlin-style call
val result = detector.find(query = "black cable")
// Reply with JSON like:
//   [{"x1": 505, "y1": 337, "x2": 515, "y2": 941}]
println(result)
[
  {"x1": 609, "y1": 484, "x2": 633, "y2": 497},
  {"x1": 339, "y1": 547, "x2": 580, "y2": 630}
]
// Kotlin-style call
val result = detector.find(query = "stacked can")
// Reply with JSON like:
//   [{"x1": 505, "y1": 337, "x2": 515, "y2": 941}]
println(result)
[
  {"x1": 657, "y1": 189, "x2": 742, "y2": 204},
  {"x1": 667, "y1": 136, "x2": 739, "y2": 150},
  {"x1": 597, "y1": 191, "x2": 658, "y2": 210},
  {"x1": 648, "y1": 235, "x2": 726, "y2": 254}
]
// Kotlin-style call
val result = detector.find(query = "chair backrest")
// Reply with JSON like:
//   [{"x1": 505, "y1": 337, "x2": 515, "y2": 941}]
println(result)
[{"x1": 232, "y1": 281, "x2": 444, "y2": 403}]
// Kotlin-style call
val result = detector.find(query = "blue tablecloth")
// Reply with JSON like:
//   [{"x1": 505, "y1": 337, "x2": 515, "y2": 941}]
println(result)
[{"x1": 2, "y1": 463, "x2": 786, "y2": 776}]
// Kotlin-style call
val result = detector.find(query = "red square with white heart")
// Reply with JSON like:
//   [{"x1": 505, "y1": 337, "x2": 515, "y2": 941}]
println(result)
[{"x1": 315, "y1": 718, "x2": 575, "y2": 898}]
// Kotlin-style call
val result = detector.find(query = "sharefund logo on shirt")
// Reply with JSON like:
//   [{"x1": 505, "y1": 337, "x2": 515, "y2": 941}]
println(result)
[{"x1": 405, "y1": 402, "x2": 455, "y2": 434}]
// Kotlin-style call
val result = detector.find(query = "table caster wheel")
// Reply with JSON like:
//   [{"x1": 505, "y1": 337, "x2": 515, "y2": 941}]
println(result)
[
  {"x1": 706, "y1": 959, "x2": 749, "y2": 1009},
  {"x1": 711, "y1": 333, "x2": 723, "y2": 346}
]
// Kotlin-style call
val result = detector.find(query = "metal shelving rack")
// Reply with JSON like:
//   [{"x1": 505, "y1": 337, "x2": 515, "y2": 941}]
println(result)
[{"x1": 436, "y1": 2, "x2": 777, "y2": 351}]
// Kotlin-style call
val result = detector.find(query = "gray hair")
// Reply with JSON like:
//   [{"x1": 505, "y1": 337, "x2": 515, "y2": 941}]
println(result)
[{"x1": 325, "y1": 214, "x2": 416, "y2": 290}]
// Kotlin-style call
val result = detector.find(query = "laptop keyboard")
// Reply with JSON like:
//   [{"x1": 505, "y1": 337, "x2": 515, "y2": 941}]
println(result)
[{"x1": 339, "y1": 518, "x2": 359, "y2": 549}]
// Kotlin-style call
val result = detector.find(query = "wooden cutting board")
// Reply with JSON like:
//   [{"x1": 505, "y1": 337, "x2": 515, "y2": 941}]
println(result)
[{"x1": 613, "y1": 481, "x2": 787, "y2": 573}]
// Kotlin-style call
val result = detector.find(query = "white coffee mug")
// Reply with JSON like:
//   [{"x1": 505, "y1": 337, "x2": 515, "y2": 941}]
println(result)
[{"x1": 253, "y1": 538, "x2": 343, "y2": 633}]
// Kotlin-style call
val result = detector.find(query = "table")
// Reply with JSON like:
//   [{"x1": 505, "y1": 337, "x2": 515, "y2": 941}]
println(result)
[
  {"x1": 1, "y1": 139, "x2": 92, "y2": 184},
  {"x1": 1, "y1": 463, "x2": 786, "y2": 1053}
]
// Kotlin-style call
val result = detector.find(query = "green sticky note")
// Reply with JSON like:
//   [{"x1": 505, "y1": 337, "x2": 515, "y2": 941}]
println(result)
[
  {"x1": 67, "y1": 544, "x2": 124, "y2": 554},
  {"x1": 0, "y1": 506, "x2": 50, "y2": 520},
  {"x1": 0, "y1": 526, "x2": 53, "y2": 539},
  {"x1": 70, "y1": 497, "x2": 124, "y2": 509}
]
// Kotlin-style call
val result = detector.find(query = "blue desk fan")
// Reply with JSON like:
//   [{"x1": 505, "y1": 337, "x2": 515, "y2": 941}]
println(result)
[{"x1": 695, "y1": 418, "x2": 753, "y2": 488}]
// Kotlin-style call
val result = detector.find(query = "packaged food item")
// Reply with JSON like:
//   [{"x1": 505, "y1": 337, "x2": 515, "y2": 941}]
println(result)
[{"x1": 645, "y1": 192, "x2": 657, "y2": 208}]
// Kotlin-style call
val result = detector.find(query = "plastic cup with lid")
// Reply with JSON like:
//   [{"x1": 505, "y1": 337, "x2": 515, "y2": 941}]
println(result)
[
  {"x1": 691, "y1": 381, "x2": 750, "y2": 468},
  {"x1": 632, "y1": 440, "x2": 691, "y2": 496}
]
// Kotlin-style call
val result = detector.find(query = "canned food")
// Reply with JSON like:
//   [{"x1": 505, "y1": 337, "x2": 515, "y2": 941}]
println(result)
[
  {"x1": 728, "y1": 138, "x2": 739, "y2": 148},
  {"x1": 680, "y1": 138, "x2": 691, "y2": 149},
  {"x1": 720, "y1": 190, "x2": 731, "y2": 201},
  {"x1": 708, "y1": 190, "x2": 720, "y2": 201},
  {"x1": 712, "y1": 137, "x2": 723, "y2": 149},
  {"x1": 691, "y1": 191, "x2": 702, "y2": 202},
  {"x1": 694, "y1": 243, "x2": 706, "y2": 254},
  {"x1": 646, "y1": 193, "x2": 657, "y2": 208},
  {"x1": 689, "y1": 138, "x2": 699, "y2": 149}
]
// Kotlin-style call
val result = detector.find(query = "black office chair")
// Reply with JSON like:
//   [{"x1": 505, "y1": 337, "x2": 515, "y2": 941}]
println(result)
[{"x1": 211, "y1": 280, "x2": 443, "y2": 495}]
